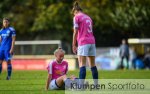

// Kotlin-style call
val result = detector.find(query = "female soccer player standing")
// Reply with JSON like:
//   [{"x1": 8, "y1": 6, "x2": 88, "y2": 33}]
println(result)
[
  {"x1": 0, "y1": 18, "x2": 16, "y2": 80},
  {"x1": 72, "y1": 1, "x2": 98, "y2": 85}
]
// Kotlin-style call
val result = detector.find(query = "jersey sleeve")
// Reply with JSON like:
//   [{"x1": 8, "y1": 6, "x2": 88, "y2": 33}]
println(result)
[
  {"x1": 9, "y1": 27, "x2": 16, "y2": 37},
  {"x1": 73, "y1": 16, "x2": 79, "y2": 29},
  {"x1": 47, "y1": 61, "x2": 53, "y2": 74}
]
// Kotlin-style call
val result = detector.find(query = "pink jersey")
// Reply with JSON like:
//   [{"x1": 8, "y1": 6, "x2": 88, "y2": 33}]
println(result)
[
  {"x1": 73, "y1": 12, "x2": 95, "y2": 46},
  {"x1": 47, "y1": 60, "x2": 68, "y2": 80}
]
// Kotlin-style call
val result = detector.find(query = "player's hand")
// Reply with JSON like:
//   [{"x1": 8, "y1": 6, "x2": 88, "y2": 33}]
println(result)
[
  {"x1": 72, "y1": 45, "x2": 77, "y2": 54},
  {"x1": 45, "y1": 87, "x2": 48, "y2": 91},
  {"x1": 70, "y1": 75, "x2": 76, "y2": 80},
  {"x1": 9, "y1": 49, "x2": 14, "y2": 55}
]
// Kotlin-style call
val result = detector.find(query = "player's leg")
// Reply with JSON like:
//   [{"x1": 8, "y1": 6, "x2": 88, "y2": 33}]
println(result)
[
  {"x1": 78, "y1": 56, "x2": 86, "y2": 79},
  {"x1": 56, "y1": 75, "x2": 80, "y2": 89},
  {"x1": 120, "y1": 56, "x2": 124, "y2": 69},
  {"x1": 87, "y1": 44, "x2": 98, "y2": 85},
  {"x1": 49, "y1": 75, "x2": 67, "y2": 90},
  {"x1": 87, "y1": 56, "x2": 96, "y2": 67},
  {"x1": 6, "y1": 60, "x2": 12, "y2": 80},
  {"x1": 77, "y1": 45, "x2": 89, "y2": 80},
  {"x1": 54, "y1": 75, "x2": 88, "y2": 90},
  {"x1": 0, "y1": 50, "x2": 4, "y2": 74},
  {"x1": 5, "y1": 50, "x2": 12, "y2": 80},
  {"x1": 87, "y1": 56, "x2": 98, "y2": 85},
  {"x1": 126, "y1": 56, "x2": 129, "y2": 69},
  {"x1": 55, "y1": 75, "x2": 67, "y2": 88},
  {"x1": 0, "y1": 60, "x2": 3, "y2": 74},
  {"x1": 78, "y1": 44, "x2": 94, "y2": 88}
]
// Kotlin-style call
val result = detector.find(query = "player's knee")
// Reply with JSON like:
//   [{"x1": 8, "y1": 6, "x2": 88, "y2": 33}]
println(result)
[
  {"x1": 0, "y1": 60, "x2": 3, "y2": 64},
  {"x1": 7, "y1": 60, "x2": 11, "y2": 64}
]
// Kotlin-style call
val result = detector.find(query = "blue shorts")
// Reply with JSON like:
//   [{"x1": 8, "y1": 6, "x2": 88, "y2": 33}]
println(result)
[
  {"x1": 0, "y1": 49, "x2": 12, "y2": 62},
  {"x1": 77, "y1": 44, "x2": 96, "y2": 56}
]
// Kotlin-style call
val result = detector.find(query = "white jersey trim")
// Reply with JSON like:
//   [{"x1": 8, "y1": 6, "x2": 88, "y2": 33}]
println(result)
[
  {"x1": 48, "y1": 61, "x2": 54, "y2": 74},
  {"x1": 73, "y1": 17, "x2": 78, "y2": 29},
  {"x1": 9, "y1": 27, "x2": 15, "y2": 31}
]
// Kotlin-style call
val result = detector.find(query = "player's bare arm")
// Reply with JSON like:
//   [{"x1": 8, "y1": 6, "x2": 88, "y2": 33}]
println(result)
[
  {"x1": 72, "y1": 28, "x2": 78, "y2": 54},
  {"x1": 46, "y1": 74, "x2": 52, "y2": 90},
  {"x1": 10, "y1": 36, "x2": 15, "y2": 54},
  {"x1": 0, "y1": 36, "x2": 1, "y2": 43}
]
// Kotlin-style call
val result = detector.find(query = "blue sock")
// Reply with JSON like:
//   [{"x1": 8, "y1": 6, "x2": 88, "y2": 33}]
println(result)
[
  {"x1": 0, "y1": 64, "x2": 2, "y2": 74},
  {"x1": 79, "y1": 66, "x2": 86, "y2": 79},
  {"x1": 7, "y1": 64, "x2": 12, "y2": 77},
  {"x1": 91, "y1": 66, "x2": 98, "y2": 85}
]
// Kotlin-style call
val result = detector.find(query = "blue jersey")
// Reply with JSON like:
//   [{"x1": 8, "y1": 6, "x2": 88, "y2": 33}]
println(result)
[{"x1": 0, "y1": 27, "x2": 16, "y2": 50}]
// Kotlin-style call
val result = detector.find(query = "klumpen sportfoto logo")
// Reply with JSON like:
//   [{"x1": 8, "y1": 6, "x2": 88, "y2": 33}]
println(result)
[
  {"x1": 69, "y1": 82, "x2": 145, "y2": 91},
  {"x1": 65, "y1": 79, "x2": 149, "y2": 91}
]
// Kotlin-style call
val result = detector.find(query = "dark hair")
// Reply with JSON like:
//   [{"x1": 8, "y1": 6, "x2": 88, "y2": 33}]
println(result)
[
  {"x1": 72, "y1": 1, "x2": 82, "y2": 13},
  {"x1": 2, "y1": 17, "x2": 10, "y2": 28},
  {"x1": 3, "y1": 17, "x2": 9, "y2": 21}
]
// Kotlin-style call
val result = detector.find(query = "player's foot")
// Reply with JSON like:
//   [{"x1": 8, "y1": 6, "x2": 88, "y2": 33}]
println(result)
[
  {"x1": 84, "y1": 81, "x2": 89, "y2": 86},
  {"x1": 6, "y1": 76, "x2": 11, "y2": 80}
]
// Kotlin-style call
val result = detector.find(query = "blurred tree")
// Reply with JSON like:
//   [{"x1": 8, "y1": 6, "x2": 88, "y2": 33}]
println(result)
[
  {"x1": 79, "y1": 0, "x2": 150, "y2": 46},
  {"x1": 0, "y1": 0, "x2": 149, "y2": 47}
]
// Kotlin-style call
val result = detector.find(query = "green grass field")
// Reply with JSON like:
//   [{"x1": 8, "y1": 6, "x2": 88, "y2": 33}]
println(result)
[{"x1": 0, "y1": 70, "x2": 150, "y2": 94}]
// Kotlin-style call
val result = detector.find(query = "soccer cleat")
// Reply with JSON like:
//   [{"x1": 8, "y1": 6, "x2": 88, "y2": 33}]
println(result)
[{"x1": 6, "y1": 76, "x2": 11, "y2": 80}]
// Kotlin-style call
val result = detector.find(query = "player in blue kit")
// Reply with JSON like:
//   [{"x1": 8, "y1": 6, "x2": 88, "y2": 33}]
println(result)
[{"x1": 0, "y1": 18, "x2": 16, "y2": 80}]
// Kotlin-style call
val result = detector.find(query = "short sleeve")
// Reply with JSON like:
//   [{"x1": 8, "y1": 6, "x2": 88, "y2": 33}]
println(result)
[
  {"x1": 9, "y1": 27, "x2": 16, "y2": 37},
  {"x1": 47, "y1": 61, "x2": 53, "y2": 74},
  {"x1": 73, "y1": 16, "x2": 79, "y2": 29}
]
